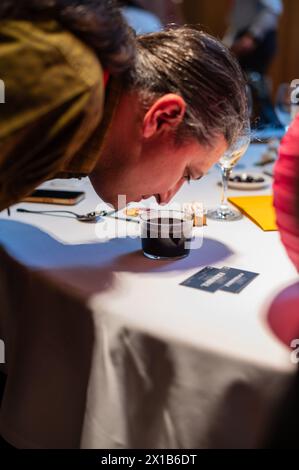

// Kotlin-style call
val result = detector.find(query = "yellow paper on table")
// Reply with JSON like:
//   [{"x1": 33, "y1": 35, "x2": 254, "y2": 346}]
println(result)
[{"x1": 228, "y1": 195, "x2": 277, "y2": 231}]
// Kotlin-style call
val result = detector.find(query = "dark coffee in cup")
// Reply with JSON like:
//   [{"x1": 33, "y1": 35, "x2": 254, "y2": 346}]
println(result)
[{"x1": 141, "y1": 214, "x2": 192, "y2": 260}]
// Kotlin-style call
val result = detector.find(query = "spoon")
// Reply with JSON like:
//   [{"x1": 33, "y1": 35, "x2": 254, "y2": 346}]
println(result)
[
  {"x1": 16, "y1": 208, "x2": 140, "y2": 224},
  {"x1": 16, "y1": 208, "x2": 113, "y2": 223}
]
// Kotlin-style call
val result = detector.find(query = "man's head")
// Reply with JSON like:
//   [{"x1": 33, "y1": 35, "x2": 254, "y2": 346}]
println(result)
[{"x1": 91, "y1": 26, "x2": 249, "y2": 207}]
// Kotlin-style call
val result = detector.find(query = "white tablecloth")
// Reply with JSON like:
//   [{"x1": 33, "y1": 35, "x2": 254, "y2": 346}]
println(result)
[{"x1": 0, "y1": 144, "x2": 297, "y2": 448}]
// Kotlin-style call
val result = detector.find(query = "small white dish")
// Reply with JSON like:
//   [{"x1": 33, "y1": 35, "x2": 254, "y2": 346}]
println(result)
[{"x1": 226, "y1": 172, "x2": 271, "y2": 190}]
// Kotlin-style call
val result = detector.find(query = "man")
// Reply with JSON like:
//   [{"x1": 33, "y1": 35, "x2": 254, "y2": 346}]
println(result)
[{"x1": 0, "y1": 0, "x2": 248, "y2": 213}]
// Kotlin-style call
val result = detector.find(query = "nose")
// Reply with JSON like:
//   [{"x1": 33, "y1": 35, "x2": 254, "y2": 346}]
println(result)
[{"x1": 159, "y1": 178, "x2": 185, "y2": 205}]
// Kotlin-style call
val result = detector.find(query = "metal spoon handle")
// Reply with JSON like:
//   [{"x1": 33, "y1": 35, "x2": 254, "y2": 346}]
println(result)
[
  {"x1": 104, "y1": 213, "x2": 140, "y2": 224},
  {"x1": 17, "y1": 208, "x2": 80, "y2": 218}
]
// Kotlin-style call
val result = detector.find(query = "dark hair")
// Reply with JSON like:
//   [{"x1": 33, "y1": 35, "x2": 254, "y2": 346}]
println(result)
[
  {"x1": 0, "y1": 0, "x2": 136, "y2": 74},
  {"x1": 132, "y1": 26, "x2": 249, "y2": 147}
]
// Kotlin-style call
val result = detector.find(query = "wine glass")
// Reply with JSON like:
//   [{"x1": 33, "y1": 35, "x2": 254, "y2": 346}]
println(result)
[
  {"x1": 235, "y1": 86, "x2": 252, "y2": 170},
  {"x1": 207, "y1": 127, "x2": 251, "y2": 222},
  {"x1": 275, "y1": 83, "x2": 292, "y2": 132}
]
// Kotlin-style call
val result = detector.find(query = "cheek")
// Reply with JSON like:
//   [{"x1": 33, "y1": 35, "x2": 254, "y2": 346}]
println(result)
[
  {"x1": 142, "y1": 167, "x2": 183, "y2": 193},
  {"x1": 147, "y1": 156, "x2": 185, "y2": 187}
]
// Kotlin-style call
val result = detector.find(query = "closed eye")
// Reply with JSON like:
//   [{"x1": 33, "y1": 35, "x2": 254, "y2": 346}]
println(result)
[
  {"x1": 184, "y1": 173, "x2": 203, "y2": 184},
  {"x1": 195, "y1": 175, "x2": 203, "y2": 181}
]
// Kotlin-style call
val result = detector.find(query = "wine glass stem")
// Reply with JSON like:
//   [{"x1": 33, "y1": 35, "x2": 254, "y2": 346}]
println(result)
[{"x1": 220, "y1": 167, "x2": 231, "y2": 210}]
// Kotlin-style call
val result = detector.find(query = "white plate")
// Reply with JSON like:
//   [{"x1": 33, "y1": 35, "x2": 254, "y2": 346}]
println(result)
[{"x1": 226, "y1": 172, "x2": 271, "y2": 190}]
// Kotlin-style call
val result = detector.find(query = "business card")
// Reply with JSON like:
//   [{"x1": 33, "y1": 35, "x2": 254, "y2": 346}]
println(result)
[{"x1": 181, "y1": 266, "x2": 259, "y2": 294}]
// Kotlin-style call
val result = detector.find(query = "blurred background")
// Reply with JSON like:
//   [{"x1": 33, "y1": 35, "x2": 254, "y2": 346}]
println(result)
[
  {"x1": 122, "y1": 0, "x2": 298, "y2": 130},
  {"x1": 182, "y1": 0, "x2": 298, "y2": 98}
]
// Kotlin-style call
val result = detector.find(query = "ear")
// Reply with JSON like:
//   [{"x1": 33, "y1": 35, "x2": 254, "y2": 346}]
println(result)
[{"x1": 142, "y1": 94, "x2": 186, "y2": 139}]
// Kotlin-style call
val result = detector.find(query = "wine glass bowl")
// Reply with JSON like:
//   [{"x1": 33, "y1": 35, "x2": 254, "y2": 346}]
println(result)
[{"x1": 207, "y1": 127, "x2": 251, "y2": 222}]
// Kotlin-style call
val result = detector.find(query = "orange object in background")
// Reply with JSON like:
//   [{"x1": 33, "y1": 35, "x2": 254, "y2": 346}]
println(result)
[{"x1": 228, "y1": 195, "x2": 277, "y2": 231}]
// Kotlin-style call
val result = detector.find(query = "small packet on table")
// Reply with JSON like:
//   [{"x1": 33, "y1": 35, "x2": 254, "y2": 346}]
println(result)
[{"x1": 183, "y1": 202, "x2": 207, "y2": 227}]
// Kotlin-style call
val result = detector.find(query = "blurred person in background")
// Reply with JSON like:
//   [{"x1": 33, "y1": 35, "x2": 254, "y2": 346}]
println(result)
[
  {"x1": 120, "y1": 0, "x2": 184, "y2": 34},
  {"x1": 136, "y1": 0, "x2": 184, "y2": 25},
  {"x1": 224, "y1": 0, "x2": 283, "y2": 129},
  {"x1": 119, "y1": 1, "x2": 163, "y2": 34}
]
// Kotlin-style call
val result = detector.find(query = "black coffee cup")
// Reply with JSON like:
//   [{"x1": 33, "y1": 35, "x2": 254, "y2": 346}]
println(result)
[{"x1": 140, "y1": 210, "x2": 193, "y2": 260}]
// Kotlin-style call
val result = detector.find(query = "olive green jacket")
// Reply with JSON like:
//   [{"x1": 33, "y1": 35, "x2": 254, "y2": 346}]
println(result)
[{"x1": 0, "y1": 20, "x2": 118, "y2": 211}]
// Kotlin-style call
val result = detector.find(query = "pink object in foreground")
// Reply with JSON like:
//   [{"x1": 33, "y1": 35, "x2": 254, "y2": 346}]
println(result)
[
  {"x1": 268, "y1": 117, "x2": 299, "y2": 348},
  {"x1": 274, "y1": 115, "x2": 299, "y2": 271},
  {"x1": 267, "y1": 282, "x2": 299, "y2": 348}
]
